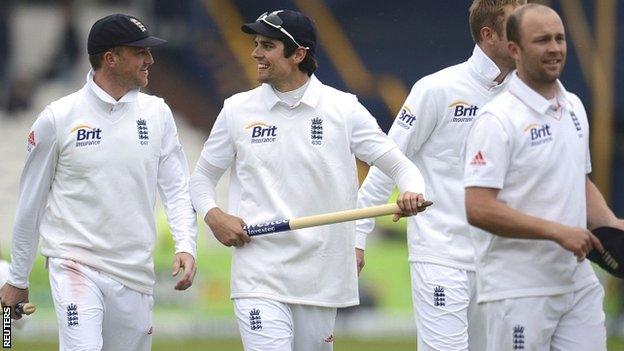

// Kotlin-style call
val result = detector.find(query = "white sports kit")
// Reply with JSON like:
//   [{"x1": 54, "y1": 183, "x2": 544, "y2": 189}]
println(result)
[
  {"x1": 191, "y1": 75, "x2": 425, "y2": 350},
  {"x1": 10, "y1": 71, "x2": 197, "y2": 350},
  {"x1": 463, "y1": 74, "x2": 606, "y2": 350},
  {"x1": 357, "y1": 46, "x2": 509, "y2": 350}
]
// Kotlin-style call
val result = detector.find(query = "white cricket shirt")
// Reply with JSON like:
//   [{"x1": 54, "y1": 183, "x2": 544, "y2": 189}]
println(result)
[
  {"x1": 357, "y1": 46, "x2": 509, "y2": 270},
  {"x1": 198, "y1": 75, "x2": 397, "y2": 307},
  {"x1": 463, "y1": 73, "x2": 598, "y2": 302},
  {"x1": 9, "y1": 71, "x2": 197, "y2": 294}
]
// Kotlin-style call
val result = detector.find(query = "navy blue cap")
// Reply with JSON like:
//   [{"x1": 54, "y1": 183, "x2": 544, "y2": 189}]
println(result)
[
  {"x1": 242, "y1": 10, "x2": 317, "y2": 56},
  {"x1": 588, "y1": 227, "x2": 624, "y2": 278},
  {"x1": 88, "y1": 14, "x2": 166, "y2": 55}
]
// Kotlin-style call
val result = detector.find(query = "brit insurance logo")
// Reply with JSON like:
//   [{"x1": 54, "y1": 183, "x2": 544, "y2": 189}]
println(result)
[
  {"x1": 395, "y1": 106, "x2": 416, "y2": 130},
  {"x1": 524, "y1": 123, "x2": 553, "y2": 146},
  {"x1": 448, "y1": 100, "x2": 478, "y2": 122},
  {"x1": 246, "y1": 121, "x2": 277, "y2": 144},
  {"x1": 71, "y1": 124, "x2": 102, "y2": 148}
]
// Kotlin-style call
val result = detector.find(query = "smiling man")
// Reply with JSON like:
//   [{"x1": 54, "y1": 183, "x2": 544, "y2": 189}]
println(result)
[
  {"x1": 463, "y1": 4, "x2": 624, "y2": 350},
  {"x1": 190, "y1": 9, "x2": 429, "y2": 351},
  {"x1": 0, "y1": 14, "x2": 198, "y2": 351}
]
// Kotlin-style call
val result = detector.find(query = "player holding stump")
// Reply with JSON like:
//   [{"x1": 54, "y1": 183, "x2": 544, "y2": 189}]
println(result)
[
  {"x1": 464, "y1": 4, "x2": 624, "y2": 350},
  {"x1": 190, "y1": 9, "x2": 428, "y2": 351},
  {"x1": 0, "y1": 14, "x2": 197, "y2": 351},
  {"x1": 356, "y1": 1, "x2": 524, "y2": 349}
]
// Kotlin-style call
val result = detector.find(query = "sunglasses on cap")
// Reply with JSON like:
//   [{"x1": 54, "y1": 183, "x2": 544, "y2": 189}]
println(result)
[{"x1": 256, "y1": 11, "x2": 310, "y2": 50}]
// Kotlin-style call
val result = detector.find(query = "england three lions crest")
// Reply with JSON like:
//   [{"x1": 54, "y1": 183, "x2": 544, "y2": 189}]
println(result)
[
  {"x1": 137, "y1": 118, "x2": 149, "y2": 145},
  {"x1": 311, "y1": 117, "x2": 323, "y2": 145}
]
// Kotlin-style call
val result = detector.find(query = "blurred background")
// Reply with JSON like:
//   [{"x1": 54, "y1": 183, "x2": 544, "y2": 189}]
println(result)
[{"x1": 0, "y1": 0, "x2": 622, "y2": 350}]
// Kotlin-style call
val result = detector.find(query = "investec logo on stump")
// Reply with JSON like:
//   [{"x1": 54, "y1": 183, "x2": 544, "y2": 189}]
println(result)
[
  {"x1": 524, "y1": 123, "x2": 553, "y2": 146},
  {"x1": 448, "y1": 100, "x2": 478, "y2": 122},
  {"x1": 246, "y1": 122, "x2": 277, "y2": 144},
  {"x1": 71, "y1": 124, "x2": 102, "y2": 147}
]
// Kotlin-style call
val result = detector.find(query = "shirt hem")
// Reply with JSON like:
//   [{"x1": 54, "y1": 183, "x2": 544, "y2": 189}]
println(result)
[
  {"x1": 44, "y1": 254, "x2": 154, "y2": 295},
  {"x1": 408, "y1": 255, "x2": 475, "y2": 271},
  {"x1": 231, "y1": 292, "x2": 359, "y2": 308},
  {"x1": 477, "y1": 275, "x2": 598, "y2": 303}
]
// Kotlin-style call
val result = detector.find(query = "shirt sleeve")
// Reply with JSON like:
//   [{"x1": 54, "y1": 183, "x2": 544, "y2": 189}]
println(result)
[
  {"x1": 577, "y1": 98, "x2": 592, "y2": 174},
  {"x1": 349, "y1": 100, "x2": 396, "y2": 164},
  {"x1": 190, "y1": 157, "x2": 227, "y2": 220},
  {"x1": 157, "y1": 105, "x2": 198, "y2": 259},
  {"x1": 463, "y1": 113, "x2": 510, "y2": 189},
  {"x1": 9, "y1": 109, "x2": 58, "y2": 288},
  {"x1": 199, "y1": 108, "x2": 236, "y2": 169},
  {"x1": 387, "y1": 79, "x2": 440, "y2": 158},
  {"x1": 355, "y1": 148, "x2": 426, "y2": 249},
  {"x1": 354, "y1": 80, "x2": 438, "y2": 249}
]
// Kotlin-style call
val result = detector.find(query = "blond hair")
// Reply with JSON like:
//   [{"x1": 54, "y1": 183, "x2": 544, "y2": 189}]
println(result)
[{"x1": 469, "y1": 0, "x2": 527, "y2": 43}]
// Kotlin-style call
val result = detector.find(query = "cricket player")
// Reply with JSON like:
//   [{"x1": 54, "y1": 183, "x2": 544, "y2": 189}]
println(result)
[
  {"x1": 464, "y1": 4, "x2": 624, "y2": 350},
  {"x1": 190, "y1": 10, "x2": 428, "y2": 351},
  {"x1": 0, "y1": 14, "x2": 197, "y2": 351},
  {"x1": 356, "y1": 1, "x2": 524, "y2": 349}
]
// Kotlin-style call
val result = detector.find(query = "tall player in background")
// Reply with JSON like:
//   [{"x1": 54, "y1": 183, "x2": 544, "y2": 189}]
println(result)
[
  {"x1": 464, "y1": 4, "x2": 624, "y2": 350},
  {"x1": 0, "y1": 14, "x2": 197, "y2": 351},
  {"x1": 356, "y1": 1, "x2": 524, "y2": 350},
  {"x1": 190, "y1": 9, "x2": 428, "y2": 351}
]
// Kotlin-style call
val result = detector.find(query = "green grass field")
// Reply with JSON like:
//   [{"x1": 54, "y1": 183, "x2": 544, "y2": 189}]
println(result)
[{"x1": 8, "y1": 338, "x2": 624, "y2": 350}]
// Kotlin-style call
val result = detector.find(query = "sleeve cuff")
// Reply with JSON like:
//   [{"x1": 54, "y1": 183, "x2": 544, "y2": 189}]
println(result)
[
  {"x1": 355, "y1": 231, "x2": 367, "y2": 250},
  {"x1": 175, "y1": 242, "x2": 197, "y2": 260}
]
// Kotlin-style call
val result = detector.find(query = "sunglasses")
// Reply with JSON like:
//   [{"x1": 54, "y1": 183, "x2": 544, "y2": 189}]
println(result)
[{"x1": 256, "y1": 11, "x2": 310, "y2": 50}]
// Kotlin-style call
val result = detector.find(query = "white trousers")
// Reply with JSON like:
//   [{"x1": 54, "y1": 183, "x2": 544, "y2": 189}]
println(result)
[
  {"x1": 482, "y1": 281, "x2": 606, "y2": 351},
  {"x1": 410, "y1": 262, "x2": 484, "y2": 351},
  {"x1": 234, "y1": 298, "x2": 337, "y2": 351},
  {"x1": 48, "y1": 258, "x2": 153, "y2": 351}
]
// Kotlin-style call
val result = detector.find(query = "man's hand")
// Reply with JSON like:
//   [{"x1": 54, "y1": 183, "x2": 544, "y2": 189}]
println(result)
[
  {"x1": 205, "y1": 208, "x2": 251, "y2": 247},
  {"x1": 356, "y1": 248, "x2": 365, "y2": 275},
  {"x1": 553, "y1": 225, "x2": 604, "y2": 262},
  {"x1": 0, "y1": 283, "x2": 29, "y2": 319},
  {"x1": 172, "y1": 252, "x2": 197, "y2": 291},
  {"x1": 393, "y1": 191, "x2": 430, "y2": 222}
]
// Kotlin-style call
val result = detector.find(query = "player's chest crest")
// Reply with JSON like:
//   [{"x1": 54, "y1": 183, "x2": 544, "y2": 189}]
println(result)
[
  {"x1": 244, "y1": 116, "x2": 325, "y2": 146},
  {"x1": 68, "y1": 117, "x2": 154, "y2": 151}
]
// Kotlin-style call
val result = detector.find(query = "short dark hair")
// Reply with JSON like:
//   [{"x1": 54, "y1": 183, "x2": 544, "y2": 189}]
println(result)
[
  {"x1": 88, "y1": 46, "x2": 122, "y2": 70},
  {"x1": 506, "y1": 3, "x2": 542, "y2": 46},
  {"x1": 279, "y1": 38, "x2": 317, "y2": 76},
  {"x1": 469, "y1": 0, "x2": 526, "y2": 44}
]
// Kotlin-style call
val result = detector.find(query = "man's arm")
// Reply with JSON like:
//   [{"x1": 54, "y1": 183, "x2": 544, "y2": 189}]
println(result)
[
  {"x1": 465, "y1": 187, "x2": 603, "y2": 260},
  {"x1": 157, "y1": 106, "x2": 197, "y2": 290},
  {"x1": 190, "y1": 159, "x2": 249, "y2": 247},
  {"x1": 189, "y1": 108, "x2": 249, "y2": 248},
  {"x1": 586, "y1": 177, "x2": 624, "y2": 230},
  {"x1": 355, "y1": 79, "x2": 438, "y2": 246},
  {"x1": 1, "y1": 110, "x2": 58, "y2": 318}
]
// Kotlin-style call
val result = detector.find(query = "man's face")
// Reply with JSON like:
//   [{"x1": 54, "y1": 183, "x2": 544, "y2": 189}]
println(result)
[
  {"x1": 111, "y1": 46, "x2": 154, "y2": 89},
  {"x1": 492, "y1": 4, "x2": 520, "y2": 71},
  {"x1": 251, "y1": 35, "x2": 300, "y2": 87},
  {"x1": 515, "y1": 9, "x2": 567, "y2": 84}
]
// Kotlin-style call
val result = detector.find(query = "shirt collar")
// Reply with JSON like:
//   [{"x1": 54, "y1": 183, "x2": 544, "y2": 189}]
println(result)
[
  {"x1": 261, "y1": 75, "x2": 322, "y2": 110},
  {"x1": 508, "y1": 72, "x2": 571, "y2": 116},
  {"x1": 86, "y1": 70, "x2": 139, "y2": 106},
  {"x1": 467, "y1": 45, "x2": 503, "y2": 88}
]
